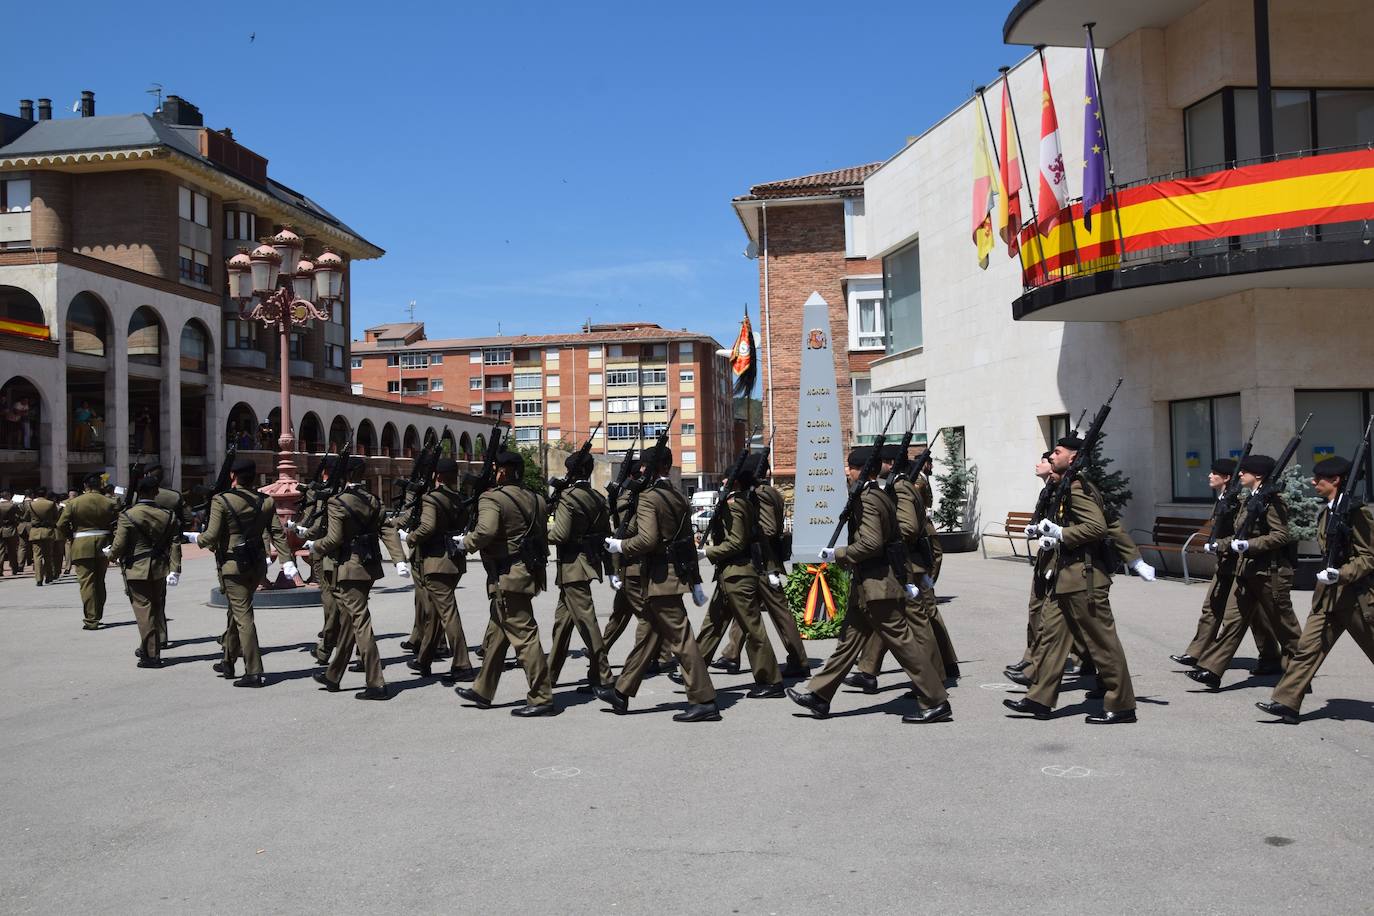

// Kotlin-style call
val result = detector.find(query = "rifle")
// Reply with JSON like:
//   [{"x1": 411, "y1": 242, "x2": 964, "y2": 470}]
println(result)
[
  {"x1": 549, "y1": 421, "x2": 603, "y2": 516},
  {"x1": 881, "y1": 408, "x2": 923, "y2": 496},
  {"x1": 613, "y1": 409, "x2": 677, "y2": 540},
  {"x1": 899, "y1": 427, "x2": 943, "y2": 485},
  {"x1": 1048, "y1": 378, "x2": 1123, "y2": 522},
  {"x1": 826, "y1": 409, "x2": 897, "y2": 550},
  {"x1": 1207, "y1": 418, "x2": 1260, "y2": 548},
  {"x1": 606, "y1": 434, "x2": 639, "y2": 529},
  {"x1": 1323, "y1": 414, "x2": 1374, "y2": 574},
  {"x1": 401, "y1": 426, "x2": 448, "y2": 531},
  {"x1": 461, "y1": 405, "x2": 508, "y2": 532},
  {"x1": 1230, "y1": 412, "x2": 1313, "y2": 547},
  {"x1": 125, "y1": 452, "x2": 146, "y2": 508},
  {"x1": 707, "y1": 424, "x2": 761, "y2": 543}
]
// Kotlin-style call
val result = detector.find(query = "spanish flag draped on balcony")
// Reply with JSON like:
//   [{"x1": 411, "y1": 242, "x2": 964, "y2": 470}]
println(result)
[{"x1": 971, "y1": 107, "x2": 998, "y2": 269}]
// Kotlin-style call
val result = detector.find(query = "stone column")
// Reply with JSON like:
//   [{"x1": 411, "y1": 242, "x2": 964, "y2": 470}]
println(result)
[
  {"x1": 164, "y1": 328, "x2": 182, "y2": 488},
  {"x1": 109, "y1": 307, "x2": 130, "y2": 485}
]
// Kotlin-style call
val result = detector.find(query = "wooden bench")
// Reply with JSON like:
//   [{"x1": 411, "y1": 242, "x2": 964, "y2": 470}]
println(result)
[
  {"x1": 980, "y1": 511, "x2": 1036, "y2": 560},
  {"x1": 1130, "y1": 515, "x2": 1213, "y2": 584}
]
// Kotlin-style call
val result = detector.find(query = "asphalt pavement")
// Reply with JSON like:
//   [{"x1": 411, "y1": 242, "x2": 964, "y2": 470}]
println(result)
[{"x1": 2, "y1": 549, "x2": 1372, "y2": 914}]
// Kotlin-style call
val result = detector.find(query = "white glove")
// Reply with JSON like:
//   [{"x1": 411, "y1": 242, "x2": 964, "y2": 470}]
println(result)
[
  {"x1": 605, "y1": 538, "x2": 623, "y2": 555},
  {"x1": 398, "y1": 529, "x2": 410, "y2": 544},
  {"x1": 1023, "y1": 524, "x2": 1038, "y2": 539},
  {"x1": 13, "y1": 495, "x2": 24, "y2": 504},
  {"x1": 1203, "y1": 542, "x2": 1217, "y2": 554},
  {"x1": 286, "y1": 519, "x2": 298, "y2": 532},
  {"x1": 819, "y1": 547, "x2": 836, "y2": 562},
  {"x1": 101, "y1": 545, "x2": 113, "y2": 558},
  {"x1": 1232, "y1": 539, "x2": 1249, "y2": 554},
  {"x1": 697, "y1": 547, "x2": 707, "y2": 559},
  {"x1": 303, "y1": 540, "x2": 315, "y2": 553},
  {"x1": 1039, "y1": 536, "x2": 1058, "y2": 552},
  {"x1": 453, "y1": 534, "x2": 467, "y2": 552},
  {"x1": 609, "y1": 574, "x2": 623, "y2": 591},
  {"x1": 1317, "y1": 567, "x2": 1339, "y2": 585},
  {"x1": 165, "y1": 572, "x2": 179, "y2": 587},
  {"x1": 1130, "y1": 558, "x2": 1156, "y2": 582},
  {"x1": 920, "y1": 574, "x2": 934, "y2": 590},
  {"x1": 691, "y1": 583, "x2": 708, "y2": 606},
  {"x1": 905, "y1": 583, "x2": 920, "y2": 599},
  {"x1": 183, "y1": 531, "x2": 199, "y2": 545},
  {"x1": 767, "y1": 573, "x2": 783, "y2": 589},
  {"x1": 1038, "y1": 520, "x2": 1064, "y2": 539},
  {"x1": 394, "y1": 561, "x2": 411, "y2": 579},
  {"x1": 113, "y1": 486, "x2": 126, "y2": 497},
  {"x1": 282, "y1": 562, "x2": 300, "y2": 580}
]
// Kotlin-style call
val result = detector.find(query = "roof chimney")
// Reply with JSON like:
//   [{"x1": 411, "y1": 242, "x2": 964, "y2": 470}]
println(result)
[
  {"x1": 37, "y1": 98, "x2": 52, "y2": 121},
  {"x1": 80, "y1": 90, "x2": 94, "y2": 118},
  {"x1": 156, "y1": 95, "x2": 203, "y2": 127},
  {"x1": 19, "y1": 100, "x2": 33, "y2": 122}
]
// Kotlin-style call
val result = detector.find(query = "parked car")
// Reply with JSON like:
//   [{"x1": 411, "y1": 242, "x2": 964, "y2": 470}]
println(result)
[{"x1": 691, "y1": 506, "x2": 715, "y2": 533}]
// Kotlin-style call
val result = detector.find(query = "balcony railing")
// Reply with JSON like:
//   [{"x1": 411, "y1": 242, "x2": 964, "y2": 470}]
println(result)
[
  {"x1": 1017, "y1": 145, "x2": 1374, "y2": 291},
  {"x1": 855, "y1": 393, "x2": 925, "y2": 445}
]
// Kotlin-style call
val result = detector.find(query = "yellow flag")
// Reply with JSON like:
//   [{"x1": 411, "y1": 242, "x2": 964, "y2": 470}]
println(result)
[{"x1": 972, "y1": 108, "x2": 998, "y2": 269}]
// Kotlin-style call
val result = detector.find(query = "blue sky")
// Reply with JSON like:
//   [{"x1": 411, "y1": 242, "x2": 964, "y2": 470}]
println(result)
[{"x1": 8, "y1": 1, "x2": 1016, "y2": 348}]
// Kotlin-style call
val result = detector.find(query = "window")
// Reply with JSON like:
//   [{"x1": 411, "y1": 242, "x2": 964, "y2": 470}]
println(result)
[
  {"x1": 350, "y1": 356, "x2": 362, "y2": 370},
  {"x1": 1294, "y1": 390, "x2": 1374, "y2": 489},
  {"x1": 515, "y1": 427, "x2": 540, "y2": 443},
  {"x1": 385, "y1": 354, "x2": 399, "y2": 367},
  {"x1": 179, "y1": 324, "x2": 208, "y2": 373},
  {"x1": 545, "y1": 348, "x2": 560, "y2": 365},
  {"x1": 388, "y1": 380, "x2": 400, "y2": 393},
  {"x1": 431, "y1": 353, "x2": 442, "y2": 365},
  {"x1": 178, "y1": 186, "x2": 208, "y2": 227},
  {"x1": 400, "y1": 353, "x2": 429, "y2": 369},
  {"x1": 469, "y1": 403, "x2": 484, "y2": 415},
  {"x1": 179, "y1": 245, "x2": 210, "y2": 286},
  {"x1": 469, "y1": 377, "x2": 482, "y2": 390},
  {"x1": 225, "y1": 318, "x2": 257, "y2": 349},
  {"x1": 680, "y1": 396, "x2": 695, "y2": 412},
  {"x1": 547, "y1": 401, "x2": 560, "y2": 417},
  {"x1": 681, "y1": 423, "x2": 696, "y2": 437},
  {"x1": 642, "y1": 396, "x2": 667, "y2": 412},
  {"x1": 847, "y1": 277, "x2": 886, "y2": 350},
  {"x1": 514, "y1": 399, "x2": 542, "y2": 417},
  {"x1": 843, "y1": 197, "x2": 868, "y2": 258},
  {"x1": 546, "y1": 374, "x2": 560, "y2": 391},
  {"x1": 678, "y1": 342, "x2": 693, "y2": 358},
  {"x1": 326, "y1": 344, "x2": 344, "y2": 370},
  {"x1": 484, "y1": 348, "x2": 511, "y2": 365},
  {"x1": 607, "y1": 397, "x2": 638, "y2": 413},
  {"x1": 1185, "y1": 87, "x2": 1374, "y2": 174},
  {"x1": 679, "y1": 370, "x2": 695, "y2": 384},
  {"x1": 588, "y1": 345, "x2": 603, "y2": 359},
  {"x1": 642, "y1": 368, "x2": 667, "y2": 385},
  {"x1": 589, "y1": 399, "x2": 603, "y2": 413},
  {"x1": 1047, "y1": 413, "x2": 1070, "y2": 447},
  {"x1": 406, "y1": 379, "x2": 429, "y2": 393},
  {"x1": 486, "y1": 377, "x2": 511, "y2": 392},
  {"x1": 607, "y1": 423, "x2": 637, "y2": 439},
  {"x1": 289, "y1": 332, "x2": 305, "y2": 360},
  {"x1": 469, "y1": 350, "x2": 482, "y2": 364},
  {"x1": 1169, "y1": 394, "x2": 1242, "y2": 501},
  {"x1": 514, "y1": 373, "x2": 542, "y2": 390},
  {"x1": 882, "y1": 239, "x2": 922, "y2": 353},
  {"x1": 643, "y1": 422, "x2": 668, "y2": 438},
  {"x1": 608, "y1": 344, "x2": 624, "y2": 358},
  {"x1": 1, "y1": 178, "x2": 31, "y2": 213},
  {"x1": 607, "y1": 369, "x2": 639, "y2": 387},
  {"x1": 546, "y1": 428, "x2": 560, "y2": 442},
  {"x1": 224, "y1": 209, "x2": 256, "y2": 241},
  {"x1": 430, "y1": 378, "x2": 444, "y2": 391},
  {"x1": 682, "y1": 450, "x2": 697, "y2": 466},
  {"x1": 589, "y1": 372, "x2": 603, "y2": 387},
  {"x1": 648, "y1": 343, "x2": 667, "y2": 358}
]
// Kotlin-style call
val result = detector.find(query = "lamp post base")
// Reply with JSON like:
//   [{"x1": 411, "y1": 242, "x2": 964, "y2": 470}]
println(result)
[{"x1": 259, "y1": 441, "x2": 306, "y2": 589}]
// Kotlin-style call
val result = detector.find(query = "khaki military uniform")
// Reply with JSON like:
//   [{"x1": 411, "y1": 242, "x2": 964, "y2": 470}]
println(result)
[
  {"x1": 1026, "y1": 479, "x2": 1135, "y2": 713},
  {"x1": 1197, "y1": 496, "x2": 1303, "y2": 680},
  {"x1": 57, "y1": 492, "x2": 118, "y2": 627},
  {"x1": 694, "y1": 489, "x2": 781, "y2": 685},
  {"x1": 546, "y1": 482, "x2": 614, "y2": 688},
  {"x1": 614, "y1": 480, "x2": 717, "y2": 704},
  {"x1": 1182, "y1": 495, "x2": 1282, "y2": 664},
  {"x1": 0, "y1": 497, "x2": 20, "y2": 576},
  {"x1": 295, "y1": 485, "x2": 342, "y2": 662},
  {"x1": 719, "y1": 483, "x2": 808, "y2": 671},
  {"x1": 16, "y1": 500, "x2": 32, "y2": 569},
  {"x1": 108, "y1": 499, "x2": 175, "y2": 661},
  {"x1": 465, "y1": 484, "x2": 552, "y2": 706},
  {"x1": 201, "y1": 486, "x2": 289, "y2": 676},
  {"x1": 311, "y1": 486, "x2": 387, "y2": 689},
  {"x1": 1271, "y1": 504, "x2": 1374, "y2": 710},
  {"x1": 806, "y1": 483, "x2": 948, "y2": 705},
  {"x1": 25, "y1": 497, "x2": 61, "y2": 585},
  {"x1": 914, "y1": 472, "x2": 956, "y2": 669},
  {"x1": 408, "y1": 484, "x2": 472, "y2": 674}
]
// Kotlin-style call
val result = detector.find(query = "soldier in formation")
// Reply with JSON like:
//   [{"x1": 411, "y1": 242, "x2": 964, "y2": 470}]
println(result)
[
  {"x1": 545, "y1": 451, "x2": 614, "y2": 692},
  {"x1": 400, "y1": 456, "x2": 476, "y2": 684}
]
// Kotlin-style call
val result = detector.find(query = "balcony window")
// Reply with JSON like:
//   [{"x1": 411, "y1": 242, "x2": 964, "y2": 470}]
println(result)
[
  {"x1": 854, "y1": 379, "x2": 925, "y2": 445},
  {"x1": 607, "y1": 397, "x2": 637, "y2": 414},
  {"x1": 399, "y1": 353, "x2": 429, "y2": 369},
  {"x1": 642, "y1": 396, "x2": 667, "y2": 412},
  {"x1": 1, "y1": 178, "x2": 31, "y2": 213},
  {"x1": 607, "y1": 423, "x2": 637, "y2": 439},
  {"x1": 484, "y1": 348, "x2": 511, "y2": 365},
  {"x1": 514, "y1": 399, "x2": 542, "y2": 417},
  {"x1": 643, "y1": 422, "x2": 667, "y2": 438},
  {"x1": 642, "y1": 368, "x2": 667, "y2": 385},
  {"x1": 882, "y1": 239, "x2": 922, "y2": 354},
  {"x1": 1169, "y1": 394, "x2": 1242, "y2": 502},
  {"x1": 1186, "y1": 88, "x2": 1374, "y2": 175},
  {"x1": 514, "y1": 373, "x2": 541, "y2": 390},
  {"x1": 608, "y1": 344, "x2": 624, "y2": 358},
  {"x1": 514, "y1": 427, "x2": 540, "y2": 443},
  {"x1": 607, "y1": 369, "x2": 639, "y2": 387}
]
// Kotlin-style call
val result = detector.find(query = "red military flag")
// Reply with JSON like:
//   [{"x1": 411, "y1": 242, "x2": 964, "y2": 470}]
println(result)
[
  {"x1": 998, "y1": 79, "x2": 1023, "y2": 256},
  {"x1": 1036, "y1": 56, "x2": 1069, "y2": 234}
]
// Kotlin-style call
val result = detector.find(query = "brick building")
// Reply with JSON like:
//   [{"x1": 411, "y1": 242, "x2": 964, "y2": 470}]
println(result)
[
  {"x1": 0, "y1": 92, "x2": 491, "y2": 492},
  {"x1": 731, "y1": 164, "x2": 924, "y2": 482},
  {"x1": 351, "y1": 321, "x2": 738, "y2": 492}
]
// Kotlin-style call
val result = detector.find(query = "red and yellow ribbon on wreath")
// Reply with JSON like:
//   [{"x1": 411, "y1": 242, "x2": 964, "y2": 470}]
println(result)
[{"x1": 803, "y1": 563, "x2": 837, "y2": 625}]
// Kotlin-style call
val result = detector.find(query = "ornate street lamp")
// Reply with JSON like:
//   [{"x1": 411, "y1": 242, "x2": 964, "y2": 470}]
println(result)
[{"x1": 227, "y1": 227, "x2": 345, "y2": 538}]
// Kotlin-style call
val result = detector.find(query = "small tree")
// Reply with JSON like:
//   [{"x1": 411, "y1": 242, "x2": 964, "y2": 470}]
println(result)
[
  {"x1": 1080, "y1": 431, "x2": 1133, "y2": 522},
  {"x1": 933, "y1": 429, "x2": 976, "y2": 531},
  {"x1": 516, "y1": 445, "x2": 546, "y2": 491},
  {"x1": 1277, "y1": 463, "x2": 1322, "y2": 544}
]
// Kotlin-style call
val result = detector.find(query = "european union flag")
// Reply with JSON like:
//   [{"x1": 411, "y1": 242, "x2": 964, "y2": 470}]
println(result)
[{"x1": 1082, "y1": 33, "x2": 1107, "y2": 230}]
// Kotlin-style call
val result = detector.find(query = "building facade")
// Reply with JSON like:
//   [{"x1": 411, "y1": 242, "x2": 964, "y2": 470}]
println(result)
[
  {"x1": 0, "y1": 92, "x2": 491, "y2": 492},
  {"x1": 731, "y1": 165, "x2": 924, "y2": 482},
  {"x1": 351, "y1": 322, "x2": 737, "y2": 492}
]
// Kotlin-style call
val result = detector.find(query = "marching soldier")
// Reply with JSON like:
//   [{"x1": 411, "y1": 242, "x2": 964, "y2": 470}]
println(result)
[
  {"x1": 106, "y1": 476, "x2": 177, "y2": 667},
  {"x1": 25, "y1": 487, "x2": 61, "y2": 586},
  {"x1": 146, "y1": 463, "x2": 195, "y2": 647},
  {"x1": 913, "y1": 458, "x2": 958, "y2": 678},
  {"x1": 689, "y1": 460, "x2": 784, "y2": 697},
  {"x1": 1004, "y1": 435, "x2": 1137, "y2": 723},
  {"x1": 713, "y1": 453, "x2": 809, "y2": 678},
  {"x1": 400, "y1": 457, "x2": 476, "y2": 683},
  {"x1": 0, "y1": 489, "x2": 20, "y2": 576},
  {"x1": 1187, "y1": 455, "x2": 1303, "y2": 690},
  {"x1": 17, "y1": 489, "x2": 32, "y2": 572},
  {"x1": 57, "y1": 474, "x2": 118, "y2": 629},
  {"x1": 292, "y1": 457, "x2": 344, "y2": 663},
  {"x1": 546, "y1": 452, "x2": 615, "y2": 692},
  {"x1": 1259, "y1": 455, "x2": 1374, "y2": 723},
  {"x1": 306, "y1": 456, "x2": 390, "y2": 700},
  {"x1": 597, "y1": 444, "x2": 720, "y2": 721},
  {"x1": 189, "y1": 457, "x2": 292, "y2": 687},
  {"x1": 786, "y1": 446, "x2": 951, "y2": 724},
  {"x1": 60, "y1": 489, "x2": 76, "y2": 575},
  {"x1": 454, "y1": 450, "x2": 554, "y2": 716}
]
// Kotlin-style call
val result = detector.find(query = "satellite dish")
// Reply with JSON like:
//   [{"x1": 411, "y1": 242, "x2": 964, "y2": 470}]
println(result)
[{"x1": 744, "y1": 241, "x2": 758, "y2": 259}]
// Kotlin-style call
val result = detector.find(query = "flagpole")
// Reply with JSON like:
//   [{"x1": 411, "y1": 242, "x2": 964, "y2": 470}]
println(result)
[
  {"x1": 999, "y1": 65, "x2": 1051, "y2": 286},
  {"x1": 1035, "y1": 45, "x2": 1083, "y2": 276},
  {"x1": 1085, "y1": 22, "x2": 1127, "y2": 260},
  {"x1": 975, "y1": 86, "x2": 1002, "y2": 171}
]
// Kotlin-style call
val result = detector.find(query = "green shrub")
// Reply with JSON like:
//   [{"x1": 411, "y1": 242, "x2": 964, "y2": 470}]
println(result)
[
  {"x1": 1277, "y1": 464, "x2": 1322, "y2": 543},
  {"x1": 786, "y1": 562, "x2": 850, "y2": 639}
]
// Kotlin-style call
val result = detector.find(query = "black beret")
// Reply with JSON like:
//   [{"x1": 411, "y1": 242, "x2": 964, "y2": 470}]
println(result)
[
  {"x1": 1210, "y1": 457, "x2": 1237, "y2": 475},
  {"x1": 346, "y1": 456, "x2": 366, "y2": 473},
  {"x1": 878, "y1": 443, "x2": 904, "y2": 461},
  {"x1": 1057, "y1": 435, "x2": 1085, "y2": 451},
  {"x1": 640, "y1": 445, "x2": 672, "y2": 468},
  {"x1": 1313, "y1": 456, "x2": 1353, "y2": 478},
  {"x1": 564, "y1": 451, "x2": 593, "y2": 475},
  {"x1": 145, "y1": 461, "x2": 163, "y2": 474},
  {"x1": 741, "y1": 454, "x2": 766, "y2": 480},
  {"x1": 848, "y1": 446, "x2": 874, "y2": 468},
  {"x1": 1041, "y1": 450, "x2": 1053, "y2": 460},
  {"x1": 232, "y1": 457, "x2": 256, "y2": 474},
  {"x1": 83, "y1": 473, "x2": 103, "y2": 488},
  {"x1": 137, "y1": 476, "x2": 160, "y2": 495},
  {"x1": 1238, "y1": 454, "x2": 1276, "y2": 477},
  {"x1": 495, "y1": 450, "x2": 524, "y2": 471},
  {"x1": 436, "y1": 457, "x2": 458, "y2": 473}
]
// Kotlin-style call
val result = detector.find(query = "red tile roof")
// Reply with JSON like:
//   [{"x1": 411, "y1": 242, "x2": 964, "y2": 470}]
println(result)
[
  {"x1": 352, "y1": 324, "x2": 723, "y2": 353},
  {"x1": 735, "y1": 163, "x2": 883, "y2": 200}
]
